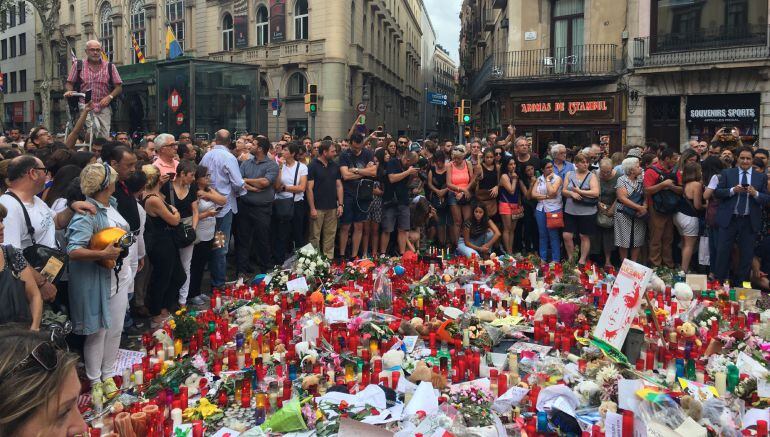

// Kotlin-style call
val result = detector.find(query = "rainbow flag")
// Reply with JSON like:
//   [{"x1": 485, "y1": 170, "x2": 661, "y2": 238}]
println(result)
[
  {"x1": 165, "y1": 26, "x2": 183, "y2": 59},
  {"x1": 131, "y1": 34, "x2": 145, "y2": 63}
]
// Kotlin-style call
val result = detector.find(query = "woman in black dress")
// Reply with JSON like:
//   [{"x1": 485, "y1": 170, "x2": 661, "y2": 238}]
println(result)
[{"x1": 141, "y1": 164, "x2": 186, "y2": 328}]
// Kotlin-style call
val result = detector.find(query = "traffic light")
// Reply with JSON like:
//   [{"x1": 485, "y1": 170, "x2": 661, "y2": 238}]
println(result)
[
  {"x1": 461, "y1": 99, "x2": 471, "y2": 124},
  {"x1": 464, "y1": 126, "x2": 471, "y2": 138},
  {"x1": 454, "y1": 106, "x2": 460, "y2": 124},
  {"x1": 305, "y1": 84, "x2": 318, "y2": 113}
]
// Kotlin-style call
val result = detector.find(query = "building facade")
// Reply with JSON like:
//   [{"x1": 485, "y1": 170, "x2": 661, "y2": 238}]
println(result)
[
  {"x1": 37, "y1": 0, "x2": 425, "y2": 138},
  {"x1": 207, "y1": 0, "x2": 425, "y2": 139},
  {"x1": 627, "y1": 0, "x2": 770, "y2": 148},
  {"x1": 460, "y1": 0, "x2": 627, "y2": 156},
  {"x1": 1, "y1": 1, "x2": 35, "y2": 131},
  {"x1": 419, "y1": 0, "x2": 436, "y2": 139},
  {"x1": 432, "y1": 44, "x2": 457, "y2": 139}
]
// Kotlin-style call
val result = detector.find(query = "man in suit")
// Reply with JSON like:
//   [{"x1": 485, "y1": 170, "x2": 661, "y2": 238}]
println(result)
[{"x1": 714, "y1": 146, "x2": 770, "y2": 282}]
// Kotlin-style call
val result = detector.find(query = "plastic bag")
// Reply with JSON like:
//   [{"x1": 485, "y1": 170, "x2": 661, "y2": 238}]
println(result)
[
  {"x1": 636, "y1": 393, "x2": 687, "y2": 431},
  {"x1": 372, "y1": 266, "x2": 393, "y2": 313}
]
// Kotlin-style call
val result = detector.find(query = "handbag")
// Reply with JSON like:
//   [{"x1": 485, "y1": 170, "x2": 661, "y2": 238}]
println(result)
[
  {"x1": 476, "y1": 189, "x2": 498, "y2": 217},
  {"x1": 618, "y1": 182, "x2": 645, "y2": 218},
  {"x1": 168, "y1": 187, "x2": 196, "y2": 248},
  {"x1": 5, "y1": 192, "x2": 67, "y2": 282},
  {"x1": 571, "y1": 172, "x2": 598, "y2": 206},
  {"x1": 546, "y1": 210, "x2": 564, "y2": 229},
  {"x1": 597, "y1": 210, "x2": 614, "y2": 228},
  {"x1": 274, "y1": 163, "x2": 300, "y2": 221},
  {"x1": 0, "y1": 245, "x2": 31, "y2": 324}
]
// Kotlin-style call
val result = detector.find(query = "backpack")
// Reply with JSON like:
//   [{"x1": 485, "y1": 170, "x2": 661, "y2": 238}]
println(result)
[
  {"x1": 67, "y1": 60, "x2": 117, "y2": 113},
  {"x1": 650, "y1": 166, "x2": 680, "y2": 215}
]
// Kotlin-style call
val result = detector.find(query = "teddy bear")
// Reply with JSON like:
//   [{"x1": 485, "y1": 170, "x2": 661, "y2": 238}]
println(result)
[
  {"x1": 301, "y1": 374, "x2": 321, "y2": 390},
  {"x1": 598, "y1": 401, "x2": 618, "y2": 431},
  {"x1": 673, "y1": 283, "x2": 694, "y2": 312},
  {"x1": 407, "y1": 361, "x2": 448, "y2": 389},
  {"x1": 680, "y1": 395, "x2": 703, "y2": 421},
  {"x1": 383, "y1": 349, "x2": 405, "y2": 370},
  {"x1": 676, "y1": 321, "x2": 702, "y2": 348}
]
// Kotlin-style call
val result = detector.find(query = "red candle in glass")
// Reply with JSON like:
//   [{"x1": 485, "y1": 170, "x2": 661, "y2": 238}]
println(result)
[
  {"x1": 179, "y1": 386, "x2": 188, "y2": 409},
  {"x1": 391, "y1": 372, "x2": 400, "y2": 390},
  {"x1": 497, "y1": 373, "x2": 508, "y2": 397},
  {"x1": 757, "y1": 420, "x2": 768, "y2": 437},
  {"x1": 622, "y1": 410, "x2": 634, "y2": 437}
]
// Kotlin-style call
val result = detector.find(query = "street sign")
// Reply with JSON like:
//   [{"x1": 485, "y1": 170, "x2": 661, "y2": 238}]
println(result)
[
  {"x1": 427, "y1": 92, "x2": 448, "y2": 106},
  {"x1": 357, "y1": 102, "x2": 368, "y2": 113},
  {"x1": 271, "y1": 98, "x2": 282, "y2": 110},
  {"x1": 168, "y1": 89, "x2": 182, "y2": 112},
  {"x1": 176, "y1": 113, "x2": 185, "y2": 125}
]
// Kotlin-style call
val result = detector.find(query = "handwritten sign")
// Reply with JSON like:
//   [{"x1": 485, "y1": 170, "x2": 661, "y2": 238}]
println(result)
[
  {"x1": 593, "y1": 259, "x2": 652, "y2": 349},
  {"x1": 286, "y1": 276, "x2": 309, "y2": 293}
]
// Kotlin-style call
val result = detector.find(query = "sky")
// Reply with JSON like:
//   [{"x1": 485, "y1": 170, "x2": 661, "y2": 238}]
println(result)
[{"x1": 424, "y1": 0, "x2": 462, "y2": 64}]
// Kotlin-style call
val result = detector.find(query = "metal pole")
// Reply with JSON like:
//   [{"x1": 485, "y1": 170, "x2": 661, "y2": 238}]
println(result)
[
  {"x1": 275, "y1": 90, "x2": 280, "y2": 140},
  {"x1": 422, "y1": 84, "x2": 427, "y2": 140},
  {"x1": 310, "y1": 112, "x2": 316, "y2": 141}
]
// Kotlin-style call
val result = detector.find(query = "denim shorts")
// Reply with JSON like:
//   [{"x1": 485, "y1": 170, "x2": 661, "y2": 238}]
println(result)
[{"x1": 381, "y1": 204, "x2": 410, "y2": 232}]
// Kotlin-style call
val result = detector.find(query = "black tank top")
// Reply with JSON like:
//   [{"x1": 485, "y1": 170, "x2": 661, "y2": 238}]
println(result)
[
  {"x1": 479, "y1": 165, "x2": 498, "y2": 190},
  {"x1": 431, "y1": 167, "x2": 447, "y2": 189}
]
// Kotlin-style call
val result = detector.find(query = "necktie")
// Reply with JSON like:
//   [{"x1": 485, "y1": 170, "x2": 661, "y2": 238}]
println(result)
[{"x1": 737, "y1": 171, "x2": 749, "y2": 215}]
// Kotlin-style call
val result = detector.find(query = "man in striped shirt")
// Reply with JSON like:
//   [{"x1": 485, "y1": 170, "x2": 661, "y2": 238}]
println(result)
[{"x1": 64, "y1": 40, "x2": 122, "y2": 140}]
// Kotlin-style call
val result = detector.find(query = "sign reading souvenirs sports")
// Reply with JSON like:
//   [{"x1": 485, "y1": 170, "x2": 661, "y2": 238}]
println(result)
[
  {"x1": 686, "y1": 94, "x2": 760, "y2": 124},
  {"x1": 514, "y1": 95, "x2": 616, "y2": 121}
]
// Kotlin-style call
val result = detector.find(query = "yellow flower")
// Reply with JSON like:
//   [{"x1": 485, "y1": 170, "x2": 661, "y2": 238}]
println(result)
[{"x1": 175, "y1": 310, "x2": 182, "y2": 316}]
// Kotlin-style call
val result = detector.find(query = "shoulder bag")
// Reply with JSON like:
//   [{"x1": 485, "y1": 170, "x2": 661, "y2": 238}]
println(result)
[
  {"x1": 618, "y1": 180, "x2": 646, "y2": 219},
  {"x1": 274, "y1": 163, "x2": 300, "y2": 221},
  {"x1": 168, "y1": 186, "x2": 196, "y2": 248},
  {"x1": 0, "y1": 245, "x2": 31, "y2": 324},
  {"x1": 546, "y1": 210, "x2": 564, "y2": 229},
  {"x1": 650, "y1": 167, "x2": 680, "y2": 214},
  {"x1": 5, "y1": 192, "x2": 67, "y2": 282},
  {"x1": 572, "y1": 172, "x2": 599, "y2": 206}
]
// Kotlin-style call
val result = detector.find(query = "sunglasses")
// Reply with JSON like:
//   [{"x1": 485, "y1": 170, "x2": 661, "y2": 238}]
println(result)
[{"x1": 0, "y1": 342, "x2": 58, "y2": 382}]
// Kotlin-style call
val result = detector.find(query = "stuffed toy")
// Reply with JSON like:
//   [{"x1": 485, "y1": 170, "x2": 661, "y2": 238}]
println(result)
[
  {"x1": 677, "y1": 321, "x2": 702, "y2": 348},
  {"x1": 407, "y1": 361, "x2": 447, "y2": 389},
  {"x1": 534, "y1": 303, "x2": 558, "y2": 322},
  {"x1": 301, "y1": 374, "x2": 321, "y2": 390},
  {"x1": 680, "y1": 395, "x2": 703, "y2": 421},
  {"x1": 598, "y1": 401, "x2": 618, "y2": 431},
  {"x1": 673, "y1": 283, "x2": 694, "y2": 311},
  {"x1": 383, "y1": 349, "x2": 405, "y2": 370}
]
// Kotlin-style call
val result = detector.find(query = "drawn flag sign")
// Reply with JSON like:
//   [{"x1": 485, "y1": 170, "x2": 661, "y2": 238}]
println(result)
[{"x1": 593, "y1": 259, "x2": 652, "y2": 349}]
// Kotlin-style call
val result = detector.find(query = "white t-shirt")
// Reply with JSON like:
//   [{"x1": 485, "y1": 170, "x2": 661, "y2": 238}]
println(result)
[
  {"x1": 197, "y1": 197, "x2": 217, "y2": 242},
  {"x1": 0, "y1": 192, "x2": 57, "y2": 249},
  {"x1": 707, "y1": 174, "x2": 720, "y2": 190},
  {"x1": 275, "y1": 161, "x2": 308, "y2": 201}
]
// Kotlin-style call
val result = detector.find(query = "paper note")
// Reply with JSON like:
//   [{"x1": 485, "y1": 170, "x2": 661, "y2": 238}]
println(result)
[
  {"x1": 402, "y1": 336, "x2": 418, "y2": 352},
  {"x1": 685, "y1": 274, "x2": 707, "y2": 291},
  {"x1": 604, "y1": 411, "x2": 623, "y2": 437},
  {"x1": 210, "y1": 428, "x2": 241, "y2": 437},
  {"x1": 507, "y1": 341, "x2": 552, "y2": 356},
  {"x1": 742, "y1": 408, "x2": 770, "y2": 430},
  {"x1": 287, "y1": 276, "x2": 309, "y2": 292},
  {"x1": 324, "y1": 305, "x2": 349, "y2": 323},
  {"x1": 618, "y1": 379, "x2": 644, "y2": 413},
  {"x1": 115, "y1": 348, "x2": 146, "y2": 374},
  {"x1": 593, "y1": 259, "x2": 653, "y2": 349}
]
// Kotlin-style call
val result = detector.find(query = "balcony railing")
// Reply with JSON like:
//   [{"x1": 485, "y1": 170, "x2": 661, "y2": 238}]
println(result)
[
  {"x1": 633, "y1": 26, "x2": 770, "y2": 68},
  {"x1": 468, "y1": 44, "x2": 619, "y2": 99}
]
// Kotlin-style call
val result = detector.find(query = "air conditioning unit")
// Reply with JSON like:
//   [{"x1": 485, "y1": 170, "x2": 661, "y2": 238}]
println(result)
[
  {"x1": 543, "y1": 57, "x2": 556, "y2": 67},
  {"x1": 500, "y1": 18, "x2": 509, "y2": 29}
]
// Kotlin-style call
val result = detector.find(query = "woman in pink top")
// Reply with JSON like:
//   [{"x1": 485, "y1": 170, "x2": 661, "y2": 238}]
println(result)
[{"x1": 446, "y1": 145, "x2": 475, "y2": 245}]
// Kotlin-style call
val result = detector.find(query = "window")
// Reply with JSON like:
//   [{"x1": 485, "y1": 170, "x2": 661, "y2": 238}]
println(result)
[
  {"x1": 99, "y1": 3, "x2": 114, "y2": 61},
  {"x1": 18, "y1": 1, "x2": 25, "y2": 24},
  {"x1": 19, "y1": 69, "x2": 25, "y2": 92},
  {"x1": 551, "y1": 0, "x2": 584, "y2": 71},
  {"x1": 256, "y1": 5, "x2": 268, "y2": 46},
  {"x1": 287, "y1": 72, "x2": 306, "y2": 96},
  {"x1": 130, "y1": 0, "x2": 146, "y2": 63},
  {"x1": 9, "y1": 71, "x2": 16, "y2": 93},
  {"x1": 1, "y1": 39, "x2": 6, "y2": 60},
  {"x1": 653, "y1": 0, "x2": 766, "y2": 51},
  {"x1": 18, "y1": 33, "x2": 25, "y2": 56},
  {"x1": 166, "y1": 0, "x2": 185, "y2": 49},
  {"x1": 222, "y1": 13, "x2": 234, "y2": 51},
  {"x1": 294, "y1": 0, "x2": 308, "y2": 40},
  {"x1": 1, "y1": 73, "x2": 6, "y2": 94},
  {"x1": 9, "y1": 36, "x2": 15, "y2": 57},
  {"x1": 9, "y1": 5, "x2": 15, "y2": 27},
  {"x1": 69, "y1": 5, "x2": 74, "y2": 24},
  {"x1": 350, "y1": 2, "x2": 355, "y2": 43}
]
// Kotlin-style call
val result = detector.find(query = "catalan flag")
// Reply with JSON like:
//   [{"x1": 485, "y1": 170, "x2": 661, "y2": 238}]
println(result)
[
  {"x1": 131, "y1": 34, "x2": 145, "y2": 63},
  {"x1": 165, "y1": 26, "x2": 183, "y2": 60},
  {"x1": 100, "y1": 49, "x2": 109, "y2": 62}
]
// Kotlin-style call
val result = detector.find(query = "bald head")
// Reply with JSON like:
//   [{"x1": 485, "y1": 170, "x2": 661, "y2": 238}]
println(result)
[
  {"x1": 215, "y1": 129, "x2": 231, "y2": 146},
  {"x1": 85, "y1": 40, "x2": 103, "y2": 63}
]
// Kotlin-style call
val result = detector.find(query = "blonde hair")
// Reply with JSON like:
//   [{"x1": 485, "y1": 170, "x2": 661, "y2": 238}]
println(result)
[
  {"x1": 142, "y1": 164, "x2": 160, "y2": 190},
  {"x1": 0, "y1": 328, "x2": 80, "y2": 435},
  {"x1": 80, "y1": 163, "x2": 117, "y2": 196}
]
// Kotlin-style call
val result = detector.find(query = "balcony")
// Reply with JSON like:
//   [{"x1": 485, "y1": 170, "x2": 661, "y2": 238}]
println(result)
[
  {"x1": 467, "y1": 44, "x2": 619, "y2": 99},
  {"x1": 208, "y1": 39, "x2": 325, "y2": 67},
  {"x1": 349, "y1": 43, "x2": 364, "y2": 69},
  {"x1": 633, "y1": 26, "x2": 770, "y2": 70}
]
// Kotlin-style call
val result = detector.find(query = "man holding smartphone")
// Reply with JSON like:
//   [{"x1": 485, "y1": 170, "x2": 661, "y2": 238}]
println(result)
[
  {"x1": 152, "y1": 134, "x2": 179, "y2": 183},
  {"x1": 64, "y1": 40, "x2": 122, "y2": 140}
]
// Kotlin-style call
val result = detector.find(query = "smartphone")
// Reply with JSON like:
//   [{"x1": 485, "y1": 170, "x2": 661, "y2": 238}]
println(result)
[
  {"x1": 377, "y1": 131, "x2": 386, "y2": 138},
  {"x1": 84, "y1": 90, "x2": 92, "y2": 103},
  {"x1": 742, "y1": 183, "x2": 750, "y2": 188},
  {"x1": 166, "y1": 172, "x2": 176, "y2": 181}
]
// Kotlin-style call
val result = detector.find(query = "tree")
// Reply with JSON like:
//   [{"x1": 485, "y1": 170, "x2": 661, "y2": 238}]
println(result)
[{"x1": 0, "y1": 0, "x2": 61, "y2": 129}]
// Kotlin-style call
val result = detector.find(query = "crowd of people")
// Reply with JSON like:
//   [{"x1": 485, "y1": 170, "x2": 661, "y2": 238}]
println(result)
[{"x1": 0, "y1": 116, "x2": 767, "y2": 422}]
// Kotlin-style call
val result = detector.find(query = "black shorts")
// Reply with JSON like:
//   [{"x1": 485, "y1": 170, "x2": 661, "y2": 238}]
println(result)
[
  {"x1": 341, "y1": 194, "x2": 369, "y2": 224},
  {"x1": 564, "y1": 212, "x2": 597, "y2": 236}
]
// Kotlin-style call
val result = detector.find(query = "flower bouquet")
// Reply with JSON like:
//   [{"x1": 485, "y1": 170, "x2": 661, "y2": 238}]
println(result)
[
  {"x1": 447, "y1": 383, "x2": 495, "y2": 428},
  {"x1": 294, "y1": 244, "x2": 332, "y2": 288},
  {"x1": 171, "y1": 308, "x2": 201, "y2": 342}
]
